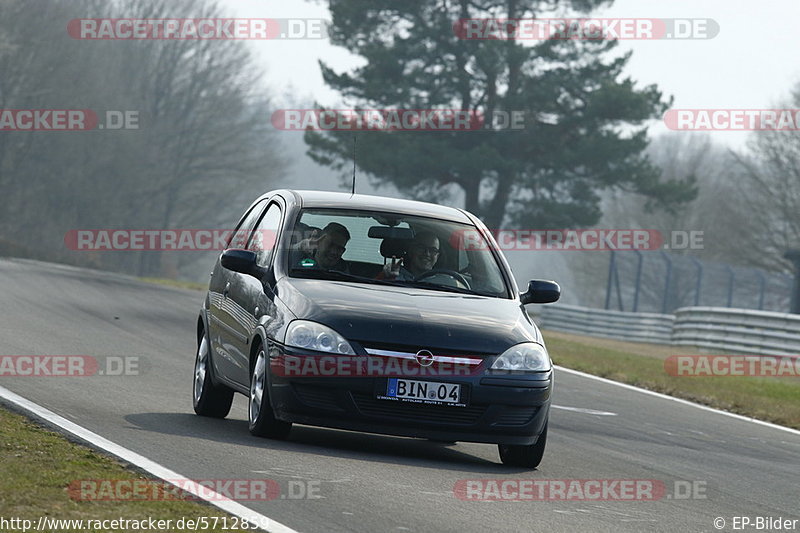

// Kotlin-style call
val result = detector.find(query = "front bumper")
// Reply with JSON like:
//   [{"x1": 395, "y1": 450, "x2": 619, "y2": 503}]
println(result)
[{"x1": 267, "y1": 344, "x2": 552, "y2": 445}]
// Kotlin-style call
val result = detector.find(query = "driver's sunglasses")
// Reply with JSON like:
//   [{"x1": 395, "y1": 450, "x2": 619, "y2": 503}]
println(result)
[{"x1": 414, "y1": 245, "x2": 440, "y2": 256}]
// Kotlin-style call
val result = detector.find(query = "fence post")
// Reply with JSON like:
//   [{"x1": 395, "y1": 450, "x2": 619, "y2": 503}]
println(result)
[
  {"x1": 689, "y1": 256, "x2": 702, "y2": 306},
  {"x1": 755, "y1": 270, "x2": 766, "y2": 310},
  {"x1": 785, "y1": 249, "x2": 800, "y2": 314},
  {"x1": 632, "y1": 250, "x2": 643, "y2": 312},
  {"x1": 661, "y1": 251, "x2": 673, "y2": 314},
  {"x1": 725, "y1": 265, "x2": 735, "y2": 307},
  {"x1": 605, "y1": 250, "x2": 616, "y2": 310}
]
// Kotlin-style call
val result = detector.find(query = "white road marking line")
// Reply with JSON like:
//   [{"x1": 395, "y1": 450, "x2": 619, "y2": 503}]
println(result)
[
  {"x1": 551, "y1": 405, "x2": 617, "y2": 416},
  {"x1": 555, "y1": 365, "x2": 800, "y2": 436},
  {"x1": 0, "y1": 385, "x2": 299, "y2": 533}
]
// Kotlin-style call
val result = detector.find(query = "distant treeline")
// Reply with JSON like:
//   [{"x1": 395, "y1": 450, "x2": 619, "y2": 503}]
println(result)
[{"x1": 0, "y1": 0, "x2": 284, "y2": 278}]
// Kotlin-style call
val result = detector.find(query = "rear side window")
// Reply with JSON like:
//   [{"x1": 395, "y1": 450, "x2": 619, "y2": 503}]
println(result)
[
  {"x1": 249, "y1": 203, "x2": 282, "y2": 267},
  {"x1": 228, "y1": 199, "x2": 267, "y2": 249}
]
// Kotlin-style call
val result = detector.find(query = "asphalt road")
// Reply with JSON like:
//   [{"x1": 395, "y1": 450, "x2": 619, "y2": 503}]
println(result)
[{"x1": 0, "y1": 258, "x2": 798, "y2": 533}]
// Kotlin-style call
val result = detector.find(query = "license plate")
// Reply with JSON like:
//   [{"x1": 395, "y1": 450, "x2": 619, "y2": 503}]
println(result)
[{"x1": 384, "y1": 378, "x2": 461, "y2": 404}]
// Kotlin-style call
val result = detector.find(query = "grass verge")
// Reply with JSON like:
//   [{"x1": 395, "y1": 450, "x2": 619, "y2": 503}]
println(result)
[
  {"x1": 544, "y1": 330, "x2": 800, "y2": 430},
  {"x1": 0, "y1": 406, "x2": 251, "y2": 532}
]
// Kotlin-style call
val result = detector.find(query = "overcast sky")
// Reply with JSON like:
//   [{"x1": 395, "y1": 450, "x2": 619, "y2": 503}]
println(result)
[{"x1": 224, "y1": 0, "x2": 800, "y2": 149}]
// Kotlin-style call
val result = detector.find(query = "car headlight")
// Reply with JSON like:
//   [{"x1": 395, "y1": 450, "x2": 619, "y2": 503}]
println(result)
[
  {"x1": 490, "y1": 343, "x2": 551, "y2": 371},
  {"x1": 284, "y1": 320, "x2": 355, "y2": 355}
]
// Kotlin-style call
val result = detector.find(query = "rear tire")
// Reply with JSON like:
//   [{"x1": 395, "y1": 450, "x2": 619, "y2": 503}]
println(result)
[
  {"x1": 498, "y1": 422, "x2": 547, "y2": 468},
  {"x1": 193, "y1": 330, "x2": 234, "y2": 418},
  {"x1": 248, "y1": 345, "x2": 292, "y2": 439}
]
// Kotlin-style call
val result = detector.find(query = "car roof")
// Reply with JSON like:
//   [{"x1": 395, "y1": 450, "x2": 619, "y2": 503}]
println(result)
[{"x1": 281, "y1": 189, "x2": 473, "y2": 224}]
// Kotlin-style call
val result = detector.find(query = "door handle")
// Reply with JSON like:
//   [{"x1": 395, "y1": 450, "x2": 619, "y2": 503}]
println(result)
[{"x1": 223, "y1": 282, "x2": 231, "y2": 298}]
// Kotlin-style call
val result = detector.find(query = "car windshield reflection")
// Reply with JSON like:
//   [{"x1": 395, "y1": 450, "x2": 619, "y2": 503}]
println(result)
[{"x1": 285, "y1": 208, "x2": 508, "y2": 298}]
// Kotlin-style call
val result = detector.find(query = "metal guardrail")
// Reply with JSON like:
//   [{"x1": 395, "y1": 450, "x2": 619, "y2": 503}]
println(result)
[
  {"x1": 532, "y1": 304, "x2": 800, "y2": 356},
  {"x1": 672, "y1": 306, "x2": 800, "y2": 356},
  {"x1": 533, "y1": 304, "x2": 674, "y2": 344}
]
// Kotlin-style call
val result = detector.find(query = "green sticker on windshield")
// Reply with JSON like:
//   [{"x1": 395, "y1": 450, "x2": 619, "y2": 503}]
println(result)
[{"x1": 299, "y1": 258, "x2": 317, "y2": 267}]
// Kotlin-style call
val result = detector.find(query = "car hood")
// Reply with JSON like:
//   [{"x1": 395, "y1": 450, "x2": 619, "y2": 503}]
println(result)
[{"x1": 276, "y1": 278, "x2": 541, "y2": 354}]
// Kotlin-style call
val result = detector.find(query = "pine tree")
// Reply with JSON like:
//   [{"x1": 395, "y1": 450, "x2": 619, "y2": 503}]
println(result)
[{"x1": 305, "y1": 0, "x2": 696, "y2": 229}]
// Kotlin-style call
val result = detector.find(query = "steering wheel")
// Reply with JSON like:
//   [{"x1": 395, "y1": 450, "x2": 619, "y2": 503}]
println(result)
[{"x1": 414, "y1": 269, "x2": 471, "y2": 290}]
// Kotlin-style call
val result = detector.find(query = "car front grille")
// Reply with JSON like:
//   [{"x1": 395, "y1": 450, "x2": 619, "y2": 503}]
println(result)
[
  {"x1": 358, "y1": 342, "x2": 492, "y2": 359},
  {"x1": 350, "y1": 392, "x2": 486, "y2": 425}
]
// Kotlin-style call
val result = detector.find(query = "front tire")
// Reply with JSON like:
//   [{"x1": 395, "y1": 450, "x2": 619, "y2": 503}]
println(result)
[
  {"x1": 248, "y1": 345, "x2": 292, "y2": 439},
  {"x1": 498, "y1": 422, "x2": 547, "y2": 468},
  {"x1": 193, "y1": 330, "x2": 234, "y2": 418}
]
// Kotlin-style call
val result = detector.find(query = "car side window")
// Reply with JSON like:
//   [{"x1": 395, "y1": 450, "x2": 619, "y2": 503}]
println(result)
[
  {"x1": 248, "y1": 203, "x2": 282, "y2": 267},
  {"x1": 228, "y1": 199, "x2": 267, "y2": 249}
]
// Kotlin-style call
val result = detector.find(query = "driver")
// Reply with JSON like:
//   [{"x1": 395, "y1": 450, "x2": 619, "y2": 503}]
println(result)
[{"x1": 381, "y1": 231, "x2": 439, "y2": 281}]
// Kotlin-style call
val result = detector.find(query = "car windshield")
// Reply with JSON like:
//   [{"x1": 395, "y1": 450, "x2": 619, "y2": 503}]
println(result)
[{"x1": 285, "y1": 208, "x2": 509, "y2": 298}]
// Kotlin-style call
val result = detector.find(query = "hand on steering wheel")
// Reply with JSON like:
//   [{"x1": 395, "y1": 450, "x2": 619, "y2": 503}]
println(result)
[{"x1": 414, "y1": 269, "x2": 471, "y2": 289}]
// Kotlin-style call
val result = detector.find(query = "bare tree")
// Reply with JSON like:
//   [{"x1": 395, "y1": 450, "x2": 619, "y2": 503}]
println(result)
[
  {"x1": 570, "y1": 132, "x2": 741, "y2": 310},
  {"x1": 0, "y1": 0, "x2": 286, "y2": 278},
  {"x1": 729, "y1": 88, "x2": 800, "y2": 273}
]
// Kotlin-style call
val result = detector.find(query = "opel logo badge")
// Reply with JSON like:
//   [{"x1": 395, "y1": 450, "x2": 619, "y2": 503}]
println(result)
[{"x1": 415, "y1": 349, "x2": 434, "y2": 367}]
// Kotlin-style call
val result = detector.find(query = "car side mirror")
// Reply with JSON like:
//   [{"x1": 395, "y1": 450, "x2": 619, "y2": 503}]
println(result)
[
  {"x1": 520, "y1": 280, "x2": 560, "y2": 305},
  {"x1": 221, "y1": 249, "x2": 267, "y2": 280}
]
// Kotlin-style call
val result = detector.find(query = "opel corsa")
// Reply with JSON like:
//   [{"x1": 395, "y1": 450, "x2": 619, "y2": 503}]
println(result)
[{"x1": 193, "y1": 190, "x2": 560, "y2": 467}]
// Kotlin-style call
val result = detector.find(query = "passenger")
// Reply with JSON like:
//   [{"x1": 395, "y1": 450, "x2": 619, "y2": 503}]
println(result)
[
  {"x1": 292, "y1": 222, "x2": 351, "y2": 272},
  {"x1": 381, "y1": 231, "x2": 440, "y2": 281}
]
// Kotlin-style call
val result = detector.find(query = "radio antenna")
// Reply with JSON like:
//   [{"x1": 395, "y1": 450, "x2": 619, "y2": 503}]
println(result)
[{"x1": 351, "y1": 134, "x2": 356, "y2": 196}]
